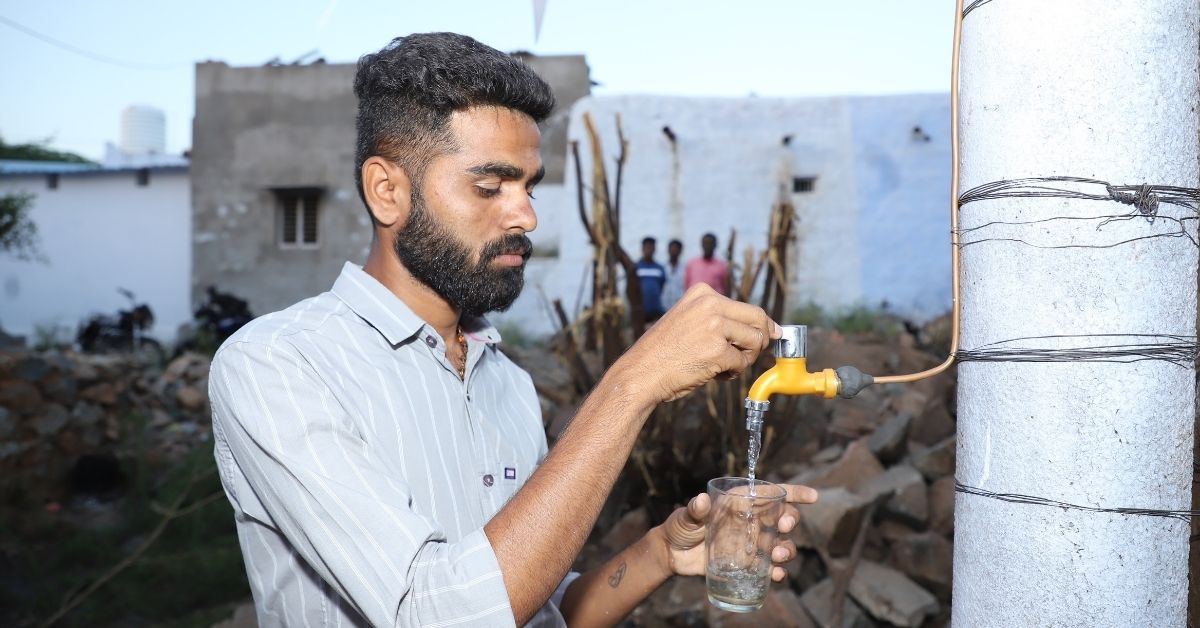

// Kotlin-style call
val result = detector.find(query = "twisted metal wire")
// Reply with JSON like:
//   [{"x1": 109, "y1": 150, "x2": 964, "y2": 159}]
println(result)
[
  {"x1": 956, "y1": 481, "x2": 1199, "y2": 523},
  {"x1": 955, "y1": 334, "x2": 1198, "y2": 367}
]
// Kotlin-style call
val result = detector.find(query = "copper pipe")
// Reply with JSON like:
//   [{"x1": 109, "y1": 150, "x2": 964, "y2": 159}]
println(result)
[{"x1": 874, "y1": 0, "x2": 964, "y2": 385}]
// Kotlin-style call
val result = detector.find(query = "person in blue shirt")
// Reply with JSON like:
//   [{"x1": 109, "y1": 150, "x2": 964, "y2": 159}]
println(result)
[{"x1": 635, "y1": 236, "x2": 668, "y2": 321}]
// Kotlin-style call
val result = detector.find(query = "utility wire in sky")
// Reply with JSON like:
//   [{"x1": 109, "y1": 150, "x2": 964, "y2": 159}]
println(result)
[{"x1": 0, "y1": 14, "x2": 184, "y2": 71}]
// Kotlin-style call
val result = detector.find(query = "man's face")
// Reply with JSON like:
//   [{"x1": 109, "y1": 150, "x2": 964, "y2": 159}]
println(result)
[
  {"x1": 392, "y1": 106, "x2": 543, "y2": 317},
  {"x1": 668, "y1": 242, "x2": 682, "y2": 262},
  {"x1": 642, "y1": 241, "x2": 655, "y2": 260},
  {"x1": 702, "y1": 236, "x2": 717, "y2": 259}
]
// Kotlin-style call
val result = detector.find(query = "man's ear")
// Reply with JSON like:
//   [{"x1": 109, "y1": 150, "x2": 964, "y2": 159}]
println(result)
[{"x1": 361, "y1": 157, "x2": 412, "y2": 228}]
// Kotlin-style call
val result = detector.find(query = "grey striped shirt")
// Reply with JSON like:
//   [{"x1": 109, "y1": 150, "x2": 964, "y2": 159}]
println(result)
[{"x1": 210, "y1": 262, "x2": 577, "y2": 627}]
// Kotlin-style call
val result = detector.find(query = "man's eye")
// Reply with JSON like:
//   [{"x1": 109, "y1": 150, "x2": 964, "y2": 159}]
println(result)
[
  {"x1": 476, "y1": 186, "x2": 501, "y2": 198},
  {"x1": 527, "y1": 191, "x2": 537, "y2": 200}
]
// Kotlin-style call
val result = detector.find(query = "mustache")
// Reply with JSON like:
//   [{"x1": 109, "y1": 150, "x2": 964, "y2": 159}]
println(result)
[{"x1": 479, "y1": 233, "x2": 533, "y2": 263}]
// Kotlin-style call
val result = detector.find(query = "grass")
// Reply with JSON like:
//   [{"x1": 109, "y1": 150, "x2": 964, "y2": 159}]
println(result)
[
  {"x1": 496, "y1": 321, "x2": 538, "y2": 349},
  {"x1": 0, "y1": 417, "x2": 249, "y2": 628}
]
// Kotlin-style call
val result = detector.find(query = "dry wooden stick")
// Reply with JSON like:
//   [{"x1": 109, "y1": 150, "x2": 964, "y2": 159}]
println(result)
[{"x1": 40, "y1": 470, "x2": 211, "y2": 628}]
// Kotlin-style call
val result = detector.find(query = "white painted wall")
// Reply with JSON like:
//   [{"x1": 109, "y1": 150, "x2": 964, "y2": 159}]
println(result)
[
  {"x1": 0, "y1": 169, "x2": 192, "y2": 345},
  {"x1": 492, "y1": 93, "x2": 951, "y2": 337}
]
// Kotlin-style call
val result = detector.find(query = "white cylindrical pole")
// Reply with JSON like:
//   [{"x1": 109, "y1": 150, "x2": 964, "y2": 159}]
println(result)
[{"x1": 954, "y1": 1, "x2": 1198, "y2": 625}]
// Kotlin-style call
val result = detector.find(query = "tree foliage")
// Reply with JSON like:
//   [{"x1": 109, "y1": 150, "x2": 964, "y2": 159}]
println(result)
[
  {"x1": 0, "y1": 135, "x2": 93, "y2": 164},
  {"x1": 0, "y1": 191, "x2": 44, "y2": 261}
]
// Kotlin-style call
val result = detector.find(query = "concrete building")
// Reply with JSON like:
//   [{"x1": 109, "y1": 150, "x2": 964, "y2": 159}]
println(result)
[
  {"x1": 190, "y1": 54, "x2": 591, "y2": 317},
  {"x1": 0, "y1": 163, "x2": 191, "y2": 344},
  {"x1": 498, "y1": 93, "x2": 953, "y2": 336},
  {"x1": 191, "y1": 56, "x2": 951, "y2": 338}
]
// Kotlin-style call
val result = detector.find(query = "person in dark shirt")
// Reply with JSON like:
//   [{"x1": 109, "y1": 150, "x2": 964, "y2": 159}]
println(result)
[{"x1": 635, "y1": 236, "x2": 667, "y2": 321}]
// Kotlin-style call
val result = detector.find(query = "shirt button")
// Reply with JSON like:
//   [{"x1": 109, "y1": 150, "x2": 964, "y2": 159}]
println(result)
[
  {"x1": 482, "y1": 474, "x2": 494, "y2": 487},
  {"x1": 424, "y1": 336, "x2": 437, "y2": 348}
]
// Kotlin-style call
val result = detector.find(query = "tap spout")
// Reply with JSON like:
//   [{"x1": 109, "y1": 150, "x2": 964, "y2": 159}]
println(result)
[{"x1": 747, "y1": 357, "x2": 840, "y2": 402}]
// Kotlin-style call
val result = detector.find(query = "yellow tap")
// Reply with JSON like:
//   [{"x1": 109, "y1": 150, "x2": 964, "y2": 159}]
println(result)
[
  {"x1": 747, "y1": 357, "x2": 839, "y2": 401},
  {"x1": 745, "y1": 326, "x2": 875, "y2": 435}
]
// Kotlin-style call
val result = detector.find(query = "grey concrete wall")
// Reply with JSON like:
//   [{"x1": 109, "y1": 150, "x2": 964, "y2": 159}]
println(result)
[
  {"x1": 191, "y1": 61, "x2": 362, "y2": 316},
  {"x1": 516, "y1": 53, "x2": 592, "y2": 184},
  {"x1": 191, "y1": 55, "x2": 589, "y2": 317}
]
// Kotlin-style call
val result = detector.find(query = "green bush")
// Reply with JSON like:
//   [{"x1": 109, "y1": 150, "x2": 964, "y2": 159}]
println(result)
[
  {"x1": 0, "y1": 423, "x2": 249, "y2": 627},
  {"x1": 496, "y1": 321, "x2": 538, "y2": 349},
  {"x1": 787, "y1": 302, "x2": 900, "y2": 338}
]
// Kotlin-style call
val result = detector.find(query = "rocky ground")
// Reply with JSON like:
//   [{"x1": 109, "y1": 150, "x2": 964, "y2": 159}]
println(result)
[
  {"x1": 1, "y1": 319, "x2": 958, "y2": 627},
  {"x1": 0, "y1": 350, "x2": 214, "y2": 505},
  {"x1": 512, "y1": 322, "x2": 958, "y2": 628}
]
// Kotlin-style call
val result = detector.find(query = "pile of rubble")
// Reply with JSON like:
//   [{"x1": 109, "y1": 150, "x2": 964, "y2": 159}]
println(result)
[
  {"x1": 3, "y1": 321, "x2": 958, "y2": 627},
  {"x1": 0, "y1": 350, "x2": 214, "y2": 504},
  {"x1": 538, "y1": 325, "x2": 959, "y2": 628},
  {"x1": 776, "y1": 327, "x2": 956, "y2": 627}
]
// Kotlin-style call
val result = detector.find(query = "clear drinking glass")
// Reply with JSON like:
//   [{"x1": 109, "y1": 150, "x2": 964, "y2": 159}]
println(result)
[{"x1": 705, "y1": 477, "x2": 786, "y2": 613}]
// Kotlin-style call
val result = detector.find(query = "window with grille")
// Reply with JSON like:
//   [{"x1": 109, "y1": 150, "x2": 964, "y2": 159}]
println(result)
[
  {"x1": 792, "y1": 176, "x2": 817, "y2": 193},
  {"x1": 272, "y1": 187, "x2": 324, "y2": 249}
]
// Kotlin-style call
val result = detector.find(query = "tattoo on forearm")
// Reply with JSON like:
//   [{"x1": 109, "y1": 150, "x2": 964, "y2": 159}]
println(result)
[{"x1": 608, "y1": 561, "x2": 627, "y2": 588}]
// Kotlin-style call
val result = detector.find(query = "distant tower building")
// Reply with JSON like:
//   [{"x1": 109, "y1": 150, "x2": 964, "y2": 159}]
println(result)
[
  {"x1": 119, "y1": 105, "x2": 166, "y2": 155},
  {"x1": 104, "y1": 105, "x2": 185, "y2": 167}
]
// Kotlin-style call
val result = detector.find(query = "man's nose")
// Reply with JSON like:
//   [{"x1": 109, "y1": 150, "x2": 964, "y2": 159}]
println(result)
[{"x1": 503, "y1": 194, "x2": 537, "y2": 233}]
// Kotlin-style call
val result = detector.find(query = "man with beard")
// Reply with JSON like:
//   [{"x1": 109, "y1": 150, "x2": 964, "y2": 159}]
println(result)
[{"x1": 209, "y1": 33, "x2": 816, "y2": 627}]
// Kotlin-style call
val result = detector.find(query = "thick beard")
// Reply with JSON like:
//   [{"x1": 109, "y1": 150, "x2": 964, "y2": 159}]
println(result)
[{"x1": 393, "y1": 187, "x2": 531, "y2": 317}]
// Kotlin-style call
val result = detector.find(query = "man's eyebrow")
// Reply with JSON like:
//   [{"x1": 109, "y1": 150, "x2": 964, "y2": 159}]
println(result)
[
  {"x1": 467, "y1": 162, "x2": 524, "y2": 179},
  {"x1": 466, "y1": 162, "x2": 546, "y2": 186}
]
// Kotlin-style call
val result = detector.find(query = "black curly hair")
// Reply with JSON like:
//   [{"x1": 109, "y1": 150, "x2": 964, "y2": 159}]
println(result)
[{"x1": 353, "y1": 32, "x2": 556, "y2": 215}]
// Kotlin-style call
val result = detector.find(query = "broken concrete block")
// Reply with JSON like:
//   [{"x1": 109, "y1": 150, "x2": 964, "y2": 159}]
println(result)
[
  {"x1": 877, "y1": 520, "x2": 920, "y2": 544},
  {"x1": 0, "y1": 380, "x2": 42, "y2": 414},
  {"x1": 889, "y1": 390, "x2": 928, "y2": 421},
  {"x1": 812, "y1": 444, "x2": 845, "y2": 465},
  {"x1": 654, "y1": 575, "x2": 707, "y2": 626},
  {"x1": 800, "y1": 578, "x2": 873, "y2": 628},
  {"x1": 600, "y1": 506, "x2": 649, "y2": 553},
  {"x1": 793, "y1": 487, "x2": 872, "y2": 556},
  {"x1": 911, "y1": 436, "x2": 956, "y2": 481},
  {"x1": 789, "y1": 439, "x2": 884, "y2": 493},
  {"x1": 867, "y1": 412, "x2": 912, "y2": 464},
  {"x1": 175, "y1": 385, "x2": 207, "y2": 412},
  {"x1": 889, "y1": 531, "x2": 954, "y2": 601},
  {"x1": 909, "y1": 401, "x2": 956, "y2": 446},
  {"x1": 33, "y1": 403, "x2": 69, "y2": 436},
  {"x1": 828, "y1": 402, "x2": 876, "y2": 439},
  {"x1": 856, "y1": 465, "x2": 928, "y2": 527},
  {"x1": 928, "y1": 476, "x2": 956, "y2": 536},
  {"x1": 848, "y1": 560, "x2": 939, "y2": 627}
]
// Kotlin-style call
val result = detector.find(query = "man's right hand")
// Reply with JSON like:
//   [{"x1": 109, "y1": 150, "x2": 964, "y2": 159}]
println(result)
[
  {"x1": 489, "y1": 285, "x2": 781, "y2": 624},
  {"x1": 615, "y1": 283, "x2": 782, "y2": 406}
]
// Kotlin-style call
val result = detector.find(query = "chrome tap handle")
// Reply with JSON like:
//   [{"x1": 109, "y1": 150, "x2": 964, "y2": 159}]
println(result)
[{"x1": 773, "y1": 325, "x2": 807, "y2": 359}]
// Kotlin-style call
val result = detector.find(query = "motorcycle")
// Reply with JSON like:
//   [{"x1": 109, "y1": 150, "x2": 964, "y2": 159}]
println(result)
[
  {"x1": 76, "y1": 288, "x2": 165, "y2": 364},
  {"x1": 193, "y1": 286, "x2": 254, "y2": 344}
]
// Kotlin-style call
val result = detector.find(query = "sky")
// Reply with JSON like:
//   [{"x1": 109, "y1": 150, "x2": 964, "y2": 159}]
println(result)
[{"x1": 0, "y1": 1, "x2": 955, "y2": 161}]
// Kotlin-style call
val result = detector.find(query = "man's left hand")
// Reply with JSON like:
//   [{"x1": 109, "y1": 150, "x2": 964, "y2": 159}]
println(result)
[{"x1": 656, "y1": 484, "x2": 818, "y2": 582}]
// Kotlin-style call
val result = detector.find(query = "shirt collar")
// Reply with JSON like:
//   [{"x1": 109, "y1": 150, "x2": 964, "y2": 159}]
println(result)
[
  {"x1": 461, "y1": 313, "x2": 502, "y2": 345},
  {"x1": 331, "y1": 262, "x2": 502, "y2": 347}
]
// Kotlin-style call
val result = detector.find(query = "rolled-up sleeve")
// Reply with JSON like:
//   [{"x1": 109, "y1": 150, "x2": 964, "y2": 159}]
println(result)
[{"x1": 209, "y1": 339, "x2": 515, "y2": 627}]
